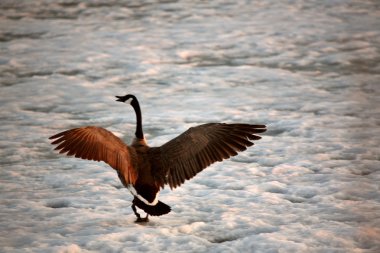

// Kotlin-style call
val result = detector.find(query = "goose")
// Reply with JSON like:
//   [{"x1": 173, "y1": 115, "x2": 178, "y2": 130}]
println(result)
[{"x1": 49, "y1": 94, "x2": 266, "y2": 222}]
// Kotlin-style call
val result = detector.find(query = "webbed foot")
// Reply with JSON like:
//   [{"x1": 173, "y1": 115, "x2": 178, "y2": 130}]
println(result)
[{"x1": 135, "y1": 214, "x2": 149, "y2": 223}]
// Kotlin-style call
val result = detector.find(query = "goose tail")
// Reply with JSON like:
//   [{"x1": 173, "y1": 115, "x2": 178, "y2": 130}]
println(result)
[{"x1": 132, "y1": 197, "x2": 171, "y2": 216}]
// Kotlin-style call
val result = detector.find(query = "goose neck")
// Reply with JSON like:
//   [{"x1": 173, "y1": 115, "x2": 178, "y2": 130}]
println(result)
[{"x1": 131, "y1": 99, "x2": 144, "y2": 140}]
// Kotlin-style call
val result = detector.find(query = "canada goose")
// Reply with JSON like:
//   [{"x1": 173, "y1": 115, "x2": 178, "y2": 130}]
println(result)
[{"x1": 49, "y1": 94, "x2": 266, "y2": 222}]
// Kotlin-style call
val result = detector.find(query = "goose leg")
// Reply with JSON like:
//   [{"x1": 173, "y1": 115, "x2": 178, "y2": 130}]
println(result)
[
  {"x1": 132, "y1": 203, "x2": 149, "y2": 223},
  {"x1": 131, "y1": 203, "x2": 141, "y2": 219},
  {"x1": 142, "y1": 214, "x2": 149, "y2": 222}
]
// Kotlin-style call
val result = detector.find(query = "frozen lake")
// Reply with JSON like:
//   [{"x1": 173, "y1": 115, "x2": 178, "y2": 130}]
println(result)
[{"x1": 1, "y1": 0, "x2": 379, "y2": 252}]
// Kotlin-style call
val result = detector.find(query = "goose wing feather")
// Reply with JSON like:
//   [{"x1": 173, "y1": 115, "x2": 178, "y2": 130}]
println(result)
[
  {"x1": 49, "y1": 126, "x2": 138, "y2": 184},
  {"x1": 156, "y1": 123, "x2": 266, "y2": 189}
]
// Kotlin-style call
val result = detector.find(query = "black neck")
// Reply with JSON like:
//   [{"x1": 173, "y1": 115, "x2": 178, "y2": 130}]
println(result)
[{"x1": 131, "y1": 99, "x2": 144, "y2": 139}]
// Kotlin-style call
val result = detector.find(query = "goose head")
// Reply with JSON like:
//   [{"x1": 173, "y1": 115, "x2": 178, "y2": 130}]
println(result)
[{"x1": 115, "y1": 94, "x2": 137, "y2": 105}]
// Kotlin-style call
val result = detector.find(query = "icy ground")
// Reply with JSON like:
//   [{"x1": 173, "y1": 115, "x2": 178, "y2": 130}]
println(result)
[{"x1": 0, "y1": 0, "x2": 380, "y2": 252}]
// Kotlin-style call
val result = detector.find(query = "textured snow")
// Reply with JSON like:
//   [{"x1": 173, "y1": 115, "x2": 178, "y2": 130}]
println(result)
[{"x1": 1, "y1": 0, "x2": 380, "y2": 252}]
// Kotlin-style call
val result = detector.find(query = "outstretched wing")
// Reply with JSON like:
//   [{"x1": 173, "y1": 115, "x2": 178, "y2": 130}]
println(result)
[
  {"x1": 49, "y1": 126, "x2": 138, "y2": 184},
  {"x1": 156, "y1": 123, "x2": 266, "y2": 189}
]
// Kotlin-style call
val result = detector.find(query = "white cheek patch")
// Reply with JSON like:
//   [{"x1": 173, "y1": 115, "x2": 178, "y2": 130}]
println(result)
[
  {"x1": 127, "y1": 184, "x2": 159, "y2": 206},
  {"x1": 125, "y1": 97, "x2": 133, "y2": 104}
]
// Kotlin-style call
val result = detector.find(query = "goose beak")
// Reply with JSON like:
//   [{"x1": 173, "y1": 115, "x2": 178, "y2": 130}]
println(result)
[{"x1": 115, "y1": 96, "x2": 123, "y2": 102}]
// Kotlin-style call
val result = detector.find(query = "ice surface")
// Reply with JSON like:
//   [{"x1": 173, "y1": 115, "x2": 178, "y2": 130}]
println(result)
[{"x1": 1, "y1": 0, "x2": 380, "y2": 252}]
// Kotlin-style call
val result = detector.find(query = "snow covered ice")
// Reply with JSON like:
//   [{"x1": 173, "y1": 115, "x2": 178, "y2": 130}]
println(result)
[{"x1": 1, "y1": 0, "x2": 380, "y2": 252}]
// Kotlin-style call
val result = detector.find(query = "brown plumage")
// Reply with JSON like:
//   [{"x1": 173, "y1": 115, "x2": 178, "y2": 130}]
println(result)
[{"x1": 49, "y1": 94, "x2": 266, "y2": 222}]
